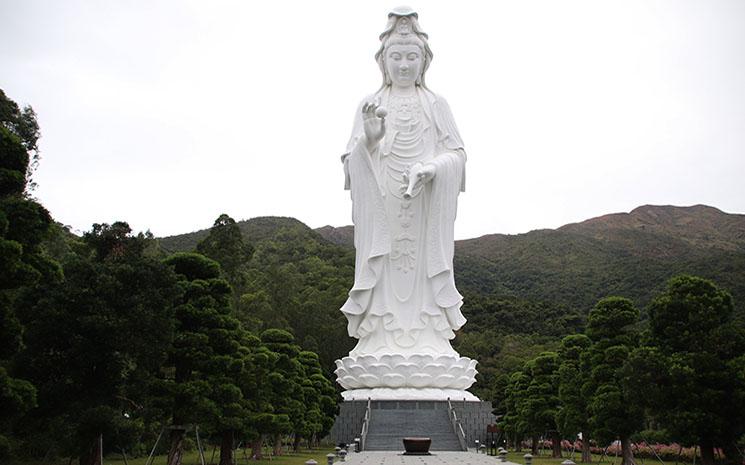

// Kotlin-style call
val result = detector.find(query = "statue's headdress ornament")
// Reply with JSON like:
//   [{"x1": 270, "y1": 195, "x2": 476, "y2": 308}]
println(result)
[{"x1": 375, "y1": 6, "x2": 433, "y2": 88}]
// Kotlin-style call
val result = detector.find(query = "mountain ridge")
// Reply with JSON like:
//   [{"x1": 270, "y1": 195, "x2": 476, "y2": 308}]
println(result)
[
  {"x1": 157, "y1": 205, "x2": 745, "y2": 320},
  {"x1": 314, "y1": 204, "x2": 745, "y2": 252}
]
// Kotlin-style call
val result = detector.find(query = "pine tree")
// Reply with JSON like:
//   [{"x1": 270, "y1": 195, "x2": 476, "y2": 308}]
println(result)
[
  {"x1": 645, "y1": 276, "x2": 745, "y2": 465},
  {"x1": 556, "y1": 334, "x2": 592, "y2": 462},
  {"x1": 584, "y1": 297, "x2": 642, "y2": 465}
]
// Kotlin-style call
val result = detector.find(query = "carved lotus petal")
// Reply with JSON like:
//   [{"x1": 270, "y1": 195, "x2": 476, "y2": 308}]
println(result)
[
  {"x1": 381, "y1": 373, "x2": 406, "y2": 388},
  {"x1": 433, "y1": 374, "x2": 456, "y2": 388},
  {"x1": 421, "y1": 363, "x2": 447, "y2": 376},
  {"x1": 434, "y1": 355, "x2": 457, "y2": 365},
  {"x1": 451, "y1": 359, "x2": 469, "y2": 370},
  {"x1": 454, "y1": 376, "x2": 476, "y2": 389},
  {"x1": 336, "y1": 352, "x2": 480, "y2": 391},
  {"x1": 446, "y1": 365, "x2": 466, "y2": 376},
  {"x1": 357, "y1": 354, "x2": 377, "y2": 366},
  {"x1": 379, "y1": 354, "x2": 406, "y2": 366},
  {"x1": 340, "y1": 375, "x2": 363, "y2": 389},
  {"x1": 396, "y1": 362, "x2": 419, "y2": 378},
  {"x1": 358, "y1": 374, "x2": 379, "y2": 387},
  {"x1": 409, "y1": 373, "x2": 433, "y2": 388},
  {"x1": 348, "y1": 364, "x2": 366, "y2": 377},
  {"x1": 368, "y1": 363, "x2": 391, "y2": 377},
  {"x1": 408, "y1": 354, "x2": 430, "y2": 366}
]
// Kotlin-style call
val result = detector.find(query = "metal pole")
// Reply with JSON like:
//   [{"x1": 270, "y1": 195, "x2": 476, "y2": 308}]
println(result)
[
  {"x1": 145, "y1": 428, "x2": 164, "y2": 465},
  {"x1": 195, "y1": 426, "x2": 206, "y2": 465}
]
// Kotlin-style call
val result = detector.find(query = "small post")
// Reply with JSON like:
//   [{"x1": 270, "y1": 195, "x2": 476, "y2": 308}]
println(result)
[
  {"x1": 340, "y1": 450, "x2": 347, "y2": 462},
  {"x1": 479, "y1": 444, "x2": 487, "y2": 454},
  {"x1": 354, "y1": 438, "x2": 360, "y2": 453},
  {"x1": 500, "y1": 449, "x2": 508, "y2": 462},
  {"x1": 195, "y1": 425, "x2": 206, "y2": 465},
  {"x1": 524, "y1": 453, "x2": 534, "y2": 465},
  {"x1": 145, "y1": 427, "x2": 164, "y2": 465},
  {"x1": 306, "y1": 460, "x2": 318, "y2": 465},
  {"x1": 335, "y1": 446, "x2": 342, "y2": 456},
  {"x1": 327, "y1": 453, "x2": 336, "y2": 465}
]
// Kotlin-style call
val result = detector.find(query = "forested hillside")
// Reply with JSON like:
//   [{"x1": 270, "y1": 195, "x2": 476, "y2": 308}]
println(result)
[
  {"x1": 454, "y1": 204, "x2": 745, "y2": 320},
  {"x1": 163, "y1": 216, "x2": 357, "y2": 371},
  {"x1": 158, "y1": 205, "x2": 745, "y2": 402},
  {"x1": 316, "y1": 204, "x2": 745, "y2": 322}
]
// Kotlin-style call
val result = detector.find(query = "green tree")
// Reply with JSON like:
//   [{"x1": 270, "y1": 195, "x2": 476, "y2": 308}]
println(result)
[
  {"x1": 0, "y1": 88, "x2": 40, "y2": 190},
  {"x1": 645, "y1": 275, "x2": 745, "y2": 465},
  {"x1": 520, "y1": 352, "x2": 562, "y2": 457},
  {"x1": 238, "y1": 223, "x2": 354, "y2": 368},
  {"x1": 296, "y1": 351, "x2": 337, "y2": 449},
  {"x1": 501, "y1": 370, "x2": 530, "y2": 451},
  {"x1": 584, "y1": 297, "x2": 643, "y2": 465},
  {"x1": 0, "y1": 89, "x2": 57, "y2": 461},
  {"x1": 196, "y1": 214, "x2": 253, "y2": 297},
  {"x1": 157, "y1": 252, "x2": 247, "y2": 465},
  {"x1": 237, "y1": 333, "x2": 278, "y2": 460},
  {"x1": 259, "y1": 329, "x2": 304, "y2": 456},
  {"x1": 16, "y1": 223, "x2": 178, "y2": 465},
  {"x1": 556, "y1": 334, "x2": 592, "y2": 462}
]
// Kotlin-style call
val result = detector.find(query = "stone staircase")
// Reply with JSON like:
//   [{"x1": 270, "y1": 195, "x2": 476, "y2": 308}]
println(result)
[{"x1": 365, "y1": 403, "x2": 462, "y2": 451}]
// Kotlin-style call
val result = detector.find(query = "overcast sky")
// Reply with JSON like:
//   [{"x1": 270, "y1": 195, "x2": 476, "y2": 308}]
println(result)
[{"x1": 2, "y1": 0, "x2": 744, "y2": 239}]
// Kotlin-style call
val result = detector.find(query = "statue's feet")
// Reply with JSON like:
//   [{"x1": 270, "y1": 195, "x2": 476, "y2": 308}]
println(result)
[{"x1": 334, "y1": 353, "x2": 477, "y2": 391}]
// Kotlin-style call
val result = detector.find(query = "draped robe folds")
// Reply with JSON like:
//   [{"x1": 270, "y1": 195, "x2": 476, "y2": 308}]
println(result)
[{"x1": 340, "y1": 87, "x2": 467, "y2": 358}]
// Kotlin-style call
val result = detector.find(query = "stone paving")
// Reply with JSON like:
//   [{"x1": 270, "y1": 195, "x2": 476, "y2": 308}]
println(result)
[{"x1": 338, "y1": 451, "x2": 520, "y2": 465}]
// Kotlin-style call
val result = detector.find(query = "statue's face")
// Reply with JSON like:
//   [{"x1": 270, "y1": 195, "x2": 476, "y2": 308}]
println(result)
[{"x1": 385, "y1": 44, "x2": 422, "y2": 88}]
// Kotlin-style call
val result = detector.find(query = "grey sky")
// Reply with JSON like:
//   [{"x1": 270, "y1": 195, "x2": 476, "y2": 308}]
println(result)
[{"x1": 2, "y1": 0, "x2": 744, "y2": 239}]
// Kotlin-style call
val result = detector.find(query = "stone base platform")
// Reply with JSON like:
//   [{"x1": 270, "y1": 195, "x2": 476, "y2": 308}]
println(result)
[{"x1": 329, "y1": 399, "x2": 496, "y2": 450}]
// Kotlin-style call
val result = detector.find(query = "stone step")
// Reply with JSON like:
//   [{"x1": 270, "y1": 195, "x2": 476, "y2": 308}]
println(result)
[{"x1": 364, "y1": 406, "x2": 462, "y2": 451}]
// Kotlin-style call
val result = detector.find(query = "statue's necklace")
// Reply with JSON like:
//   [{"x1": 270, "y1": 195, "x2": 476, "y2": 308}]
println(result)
[{"x1": 389, "y1": 94, "x2": 424, "y2": 157}]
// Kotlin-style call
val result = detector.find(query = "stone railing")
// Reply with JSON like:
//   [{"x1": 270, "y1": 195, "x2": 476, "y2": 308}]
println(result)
[
  {"x1": 360, "y1": 398, "x2": 371, "y2": 451},
  {"x1": 447, "y1": 398, "x2": 468, "y2": 451}
]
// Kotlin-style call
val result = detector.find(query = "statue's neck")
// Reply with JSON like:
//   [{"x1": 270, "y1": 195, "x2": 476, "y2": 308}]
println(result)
[{"x1": 390, "y1": 84, "x2": 418, "y2": 97}]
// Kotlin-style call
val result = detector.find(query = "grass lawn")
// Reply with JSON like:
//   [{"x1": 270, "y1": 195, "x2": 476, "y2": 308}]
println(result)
[{"x1": 12, "y1": 448, "x2": 336, "y2": 465}]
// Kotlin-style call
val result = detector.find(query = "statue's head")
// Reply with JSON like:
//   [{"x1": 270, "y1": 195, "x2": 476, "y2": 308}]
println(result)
[{"x1": 375, "y1": 6, "x2": 433, "y2": 88}]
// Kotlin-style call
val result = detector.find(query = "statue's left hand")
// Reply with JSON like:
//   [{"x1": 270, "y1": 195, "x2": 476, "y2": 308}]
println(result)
[
  {"x1": 419, "y1": 163, "x2": 436, "y2": 185},
  {"x1": 403, "y1": 163, "x2": 436, "y2": 199}
]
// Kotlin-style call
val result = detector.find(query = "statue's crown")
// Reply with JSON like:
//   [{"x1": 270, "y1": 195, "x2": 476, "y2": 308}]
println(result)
[
  {"x1": 375, "y1": 6, "x2": 432, "y2": 87},
  {"x1": 395, "y1": 16, "x2": 413, "y2": 35},
  {"x1": 380, "y1": 6, "x2": 428, "y2": 43}
]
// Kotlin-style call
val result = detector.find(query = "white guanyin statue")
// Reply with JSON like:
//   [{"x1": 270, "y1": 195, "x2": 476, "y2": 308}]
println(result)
[{"x1": 334, "y1": 6, "x2": 478, "y2": 401}]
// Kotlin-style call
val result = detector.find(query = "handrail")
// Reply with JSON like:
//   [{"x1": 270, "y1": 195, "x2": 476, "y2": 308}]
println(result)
[
  {"x1": 447, "y1": 398, "x2": 468, "y2": 451},
  {"x1": 360, "y1": 398, "x2": 371, "y2": 451}
]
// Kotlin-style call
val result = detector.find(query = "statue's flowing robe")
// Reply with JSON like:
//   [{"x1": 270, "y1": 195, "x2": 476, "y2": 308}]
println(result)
[{"x1": 340, "y1": 87, "x2": 467, "y2": 355}]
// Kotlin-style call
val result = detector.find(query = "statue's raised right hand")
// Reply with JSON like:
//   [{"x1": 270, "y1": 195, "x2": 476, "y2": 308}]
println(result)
[{"x1": 362, "y1": 101, "x2": 387, "y2": 153}]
